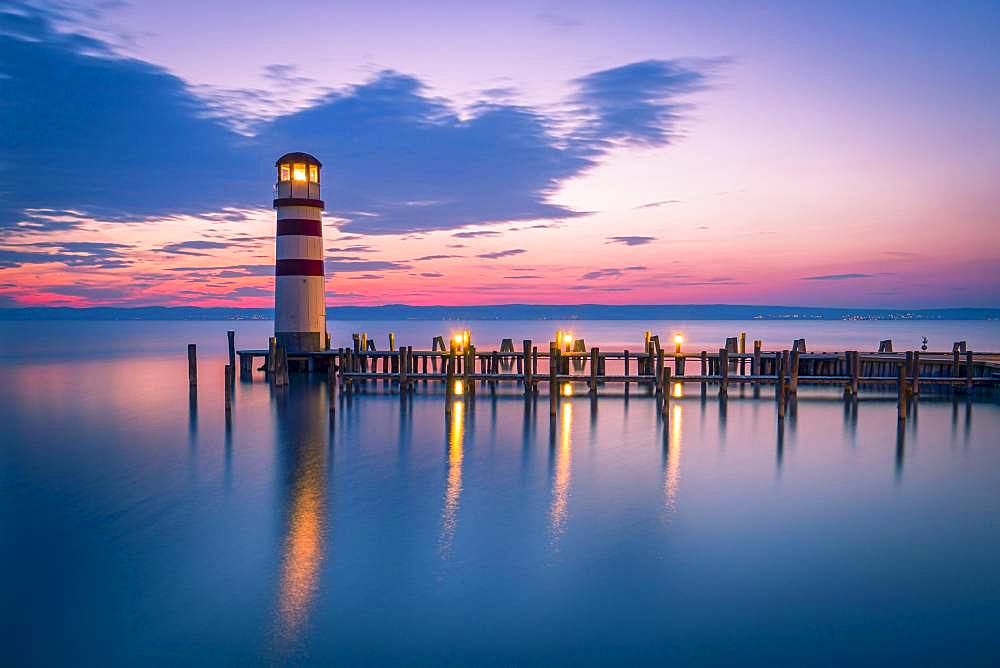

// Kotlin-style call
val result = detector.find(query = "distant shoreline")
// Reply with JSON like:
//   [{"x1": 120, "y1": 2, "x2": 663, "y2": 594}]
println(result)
[{"x1": 1, "y1": 305, "x2": 997, "y2": 321}]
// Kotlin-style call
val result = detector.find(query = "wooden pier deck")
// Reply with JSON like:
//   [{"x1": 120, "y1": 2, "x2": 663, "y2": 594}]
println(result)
[{"x1": 218, "y1": 331, "x2": 998, "y2": 421}]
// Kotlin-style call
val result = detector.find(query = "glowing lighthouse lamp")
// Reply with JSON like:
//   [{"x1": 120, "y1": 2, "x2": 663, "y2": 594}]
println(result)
[{"x1": 273, "y1": 152, "x2": 326, "y2": 353}]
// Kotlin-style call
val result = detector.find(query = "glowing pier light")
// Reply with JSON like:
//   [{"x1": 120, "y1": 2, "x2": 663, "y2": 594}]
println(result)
[
  {"x1": 673, "y1": 334, "x2": 684, "y2": 353},
  {"x1": 451, "y1": 330, "x2": 470, "y2": 352},
  {"x1": 561, "y1": 382, "x2": 574, "y2": 397},
  {"x1": 672, "y1": 382, "x2": 683, "y2": 398},
  {"x1": 454, "y1": 379, "x2": 464, "y2": 395}
]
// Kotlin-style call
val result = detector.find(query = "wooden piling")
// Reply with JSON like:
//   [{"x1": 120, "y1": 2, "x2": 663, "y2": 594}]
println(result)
[
  {"x1": 966, "y1": 350, "x2": 974, "y2": 391},
  {"x1": 904, "y1": 351, "x2": 915, "y2": 395},
  {"x1": 187, "y1": 343, "x2": 198, "y2": 387},
  {"x1": 662, "y1": 367, "x2": 671, "y2": 416},
  {"x1": 776, "y1": 352, "x2": 786, "y2": 420},
  {"x1": 549, "y1": 342, "x2": 559, "y2": 416},
  {"x1": 849, "y1": 351, "x2": 860, "y2": 397},
  {"x1": 224, "y1": 364, "x2": 232, "y2": 415},
  {"x1": 523, "y1": 340, "x2": 533, "y2": 395},
  {"x1": 590, "y1": 347, "x2": 599, "y2": 396},
  {"x1": 656, "y1": 348, "x2": 665, "y2": 395},
  {"x1": 398, "y1": 346, "x2": 407, "y2": 391},
  {"x1": 788, "y1": 348, "x2": 800, "y2": 393},
  {"x1": 623, "y1": 350, "x2": 630, "y2": 391},
  {"x1": 676, "y1": 353, "x2": 685, "y2": 377},
  {"x1": 445, "y1": 343, "x2": 456, "y2": 413},
  {"x1": 897, "y1": 362, "x2": 907, "y2": 420},
  {"x1": 738, "y1": 332, "x2": 747, "y2": 375},
  {"x1": 328, "y1": 355, "x2": 336, "y2": 411},
  {"x1": 719, "y1": 348, "x2": 729, "y2": 395},
  {"x1": 700, "y1": 351, "x2": 708, "y2": 392},
  {"x1": 227, "y1": 330, "x2": 235, "y2": 371}
]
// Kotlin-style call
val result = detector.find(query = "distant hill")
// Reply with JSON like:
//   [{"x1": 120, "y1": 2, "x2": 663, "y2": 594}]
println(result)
[{"x1": 0, "y1": 305, "x2": 997, "y2": 320}]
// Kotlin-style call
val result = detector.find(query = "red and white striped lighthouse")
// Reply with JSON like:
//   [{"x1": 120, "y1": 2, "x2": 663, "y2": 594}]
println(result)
[{"x1": 273, "y1": 152, "x2": 326, "y2": 353}]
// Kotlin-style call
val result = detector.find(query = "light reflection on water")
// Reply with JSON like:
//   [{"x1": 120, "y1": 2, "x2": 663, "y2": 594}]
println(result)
[
  {"x1": 439, "y1": 401, "x2": 464, "y2": 559},
  {"x1": 2, "y1": 327, "x2": 1000, "y2": 664},
  {"x1": 548, "y1": 402, "x2": 573, "y2": 550},
  {"x1": 273, "y1": 391, "x2": 327, "y2": 650}
]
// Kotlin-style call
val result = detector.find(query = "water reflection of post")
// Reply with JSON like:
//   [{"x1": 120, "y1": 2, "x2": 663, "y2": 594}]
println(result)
[
  {"x1": 964, "y1": 398, "x2": 972, "y2": 448},
  {"x1": 717, "y1": 393, "x2": 727, "y2": 448},
  {"x1": 439, "y1": 400, "x2": 465, "y2": 559},
  {"x1": 663, "y1": 403, "x2": 682, "y2": 518},
  {"x1": 548, "y1": 402, "x2": 573, "y2": 550},
  {"x1": 843, "y1": 395, "x2": 858, "y2": 447},
  {"x1": 776, "y1": 420, "x2": 785, "y2": 473},
  {"x1": 895, "y1": 419, "x2": 905, "y2": 480},
  {"x1": 273, "y1": 384, "x2": 328, "y2": 651}
]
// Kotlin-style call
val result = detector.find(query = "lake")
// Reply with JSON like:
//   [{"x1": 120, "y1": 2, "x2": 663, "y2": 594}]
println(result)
[{"x1": 2, "y1": 319, "x2": 999, "y2": 665}]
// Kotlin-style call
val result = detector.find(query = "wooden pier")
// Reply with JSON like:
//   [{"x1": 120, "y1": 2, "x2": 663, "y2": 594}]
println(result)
[{"x1": 225, "y1": 332, "x2": 999, "y2": 421}]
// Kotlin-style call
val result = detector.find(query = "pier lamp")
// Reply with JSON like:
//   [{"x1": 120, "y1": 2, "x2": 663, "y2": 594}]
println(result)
[
  {"x1": 673, "y1": 334, "x2": 684, "y2": 354},
  {"x1": 451, "y1": 330, "x2": 470, "y2": 352},
  {"x1": 562, "y1": 332, "x2": 574, "y2": 352}
]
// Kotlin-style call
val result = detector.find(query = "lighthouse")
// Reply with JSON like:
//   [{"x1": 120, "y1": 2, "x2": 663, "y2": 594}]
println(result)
[{"x1": 273, "y1": 152, "x2": 326, "y2": 353}]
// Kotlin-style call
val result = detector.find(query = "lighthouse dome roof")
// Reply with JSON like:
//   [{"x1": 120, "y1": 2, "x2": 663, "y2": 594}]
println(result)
[{"x1": 275, "y1": 152, "x2": 322, "y2": 167}]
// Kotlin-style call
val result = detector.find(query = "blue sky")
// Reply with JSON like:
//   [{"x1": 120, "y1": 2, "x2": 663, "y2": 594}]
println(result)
[{"x1": 1, "y1": 0, "x2": 998, "y2": 307}]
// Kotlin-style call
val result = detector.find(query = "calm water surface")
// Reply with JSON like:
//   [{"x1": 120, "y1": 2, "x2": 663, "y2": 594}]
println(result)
[{"x1": 2, "y1": 320, "x2": 999, "y2": 665}]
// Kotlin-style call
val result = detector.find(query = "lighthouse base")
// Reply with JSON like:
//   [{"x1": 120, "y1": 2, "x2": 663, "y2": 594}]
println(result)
[{"x1": 276, "y1": 331, "x2": 324, "y2": 354}]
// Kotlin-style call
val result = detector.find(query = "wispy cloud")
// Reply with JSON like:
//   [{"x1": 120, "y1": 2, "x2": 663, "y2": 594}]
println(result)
[
  {"x1": 801, "y1": 273, "x2": 876, "y2": 281},
  {"x1": 607, "y1": 235, "x2": 656, "y2": 246},
  {"x1": 634, "y1": 200, "x2": 681, "y2": 209},
  {"x1": 477, "y1": 248, "x2": 526, "y2": 260}
]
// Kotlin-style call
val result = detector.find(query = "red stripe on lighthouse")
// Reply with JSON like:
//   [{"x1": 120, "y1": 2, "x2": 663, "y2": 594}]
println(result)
[
  {"x1": 276, "y1": 219, "x2": 322, "y2": 236},
  {"x1": 275, "y1": 259, "x2": 325, "y2": 276}
]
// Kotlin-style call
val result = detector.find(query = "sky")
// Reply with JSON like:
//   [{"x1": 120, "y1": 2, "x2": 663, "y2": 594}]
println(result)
[{"x1": 1, "y1": 0, "x2": 998, "y2": 308}]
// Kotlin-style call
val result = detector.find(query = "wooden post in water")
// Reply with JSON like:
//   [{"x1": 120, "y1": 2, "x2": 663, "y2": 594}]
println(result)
[
  {"x1": 700, "y1": 351, "x2": 708, "y2": 393},
  {"x1": 719, "y1": 348, "x2": 729, "y2": 396},
  {"x1": 227, "y1": 330, "x2": 235, "y2": 372},
  {"x1": 491, "y1": 350, "x2": 499, "y2": 393},
  {"x1": 656, "y1": 348, "x2": 665, "y2": 395},
  {"x1": 661, "y1": 367, "x2": 671, "y2": 416},
  {"x1": 965, "y1": 350, "x2": 974, "y2": 391},
  {"x1": 187, "y1": 344, "x2": 198, "y2": 387},
  {"x1": 848, "y1": 351, "x2": 860, "y2": 397},
  {"x1": 738, "y1": 332, "x2": 747, "y2": 375},
  {"x1": 904, "y1": 351, "x2": 915, "y2": 396},
  {"x1": 398, "y1": 347, "x2": 407, "y2": 392},
  {"x1": 224, "y1": 364, "x2": 232, "y2": 416},
  {"x1": 549, "y1": 342, "x2": 559, "y2": 416},
  {"x1": 789, "y1": 348, "x2": 800, "y2": 394},
  {"x1": 897, "y1": 362, "x2": 907, "y2": 420},
  {"x1": 445, "y1": 342, "x2": 456, "y2": 414},
  {"x1": 590, "y1": 347, "x2": 599, "y2": 396},
  {"x1": 522, "y1": 340, "x2": 533, "y2": 395},
  {"x1": 776, "y1": 352, "x2": 786, "y2": 420},
  {"x1": 328, "y1": 355, "x2": 336, "y2": 412},
  {"x1": 531, "y1": 346, "x2": 539, "y2": 393},
  {"x1": 676, "y1": 353, "x2": 685, "y2": 377},
  {"x1": 952, "y1": 343, "x2": 961, "y2": 382},
  {"x1": 623, "y1": 350, "x2": 630, "y2": 392}
]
